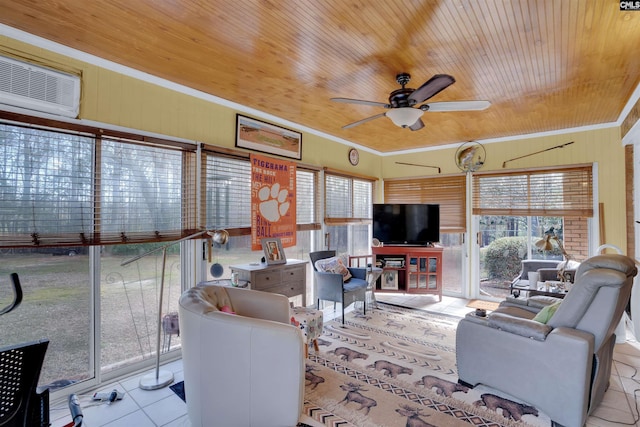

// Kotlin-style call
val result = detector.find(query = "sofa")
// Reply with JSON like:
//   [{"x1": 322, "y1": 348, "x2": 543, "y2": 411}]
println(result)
[
  {"x1": 178, "y1": 284, "x2": 305, "y2": 427},
  {"x1": 457, "y1": 254, "x2": 637, "y2": 427}
]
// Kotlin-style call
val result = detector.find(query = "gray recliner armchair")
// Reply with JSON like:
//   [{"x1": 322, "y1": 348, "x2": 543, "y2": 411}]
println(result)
[
  {"x1": 457, "y1": 254, "x2": 637, "y2": 427},
  {"x1": 310, "y1": 250, "x2": 368, "y2": 324}
]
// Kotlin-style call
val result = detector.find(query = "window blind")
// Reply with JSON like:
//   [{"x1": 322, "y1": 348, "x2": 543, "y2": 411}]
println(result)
[
  {"x1": 1, "y1": 118, "x2": 322, "y2": 247},
  {"x1": 0, "y1": 122, "x2": 198, "y2": 247},
  {"x1": 324, "y1": 173, "x2": 372, "y2": 225},
  {"x1": 472, "y1": 165, "x2": 593, "y2": 217},
  {"x1": 205, "y1": 154, "x2": 252, "y2": 230},
  {"x1": 204, "y1": 152, "x2": 320, "y2": 233},
  {"x1": 384, "y1": 175, "x2": 466, "y2": 232},
  {"x1": 0, "y1": 123, "x2": 94, "y2": 247},
  {"x1": 99, "y1": 137, "x2": 196, "y2": 243},
  {"x1": 296, "y1": 169, "x2": 320, "y2": 230}
]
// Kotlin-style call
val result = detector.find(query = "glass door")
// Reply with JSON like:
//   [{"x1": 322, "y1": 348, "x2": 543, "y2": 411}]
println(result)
[
  {"x1": 407, "y1": 254, "x2": 438, "y2": 291},
  {"x1": 440, "y1": 232, "x2": 465, "y2": 296},
  {"x1": 476, "y1": 215, "x2": 569, "y2": 300}
]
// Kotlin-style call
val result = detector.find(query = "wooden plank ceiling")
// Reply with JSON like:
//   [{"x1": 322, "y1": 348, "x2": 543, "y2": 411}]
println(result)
[{"x1": 1, "y1": 0, "x2": 639, "y2": 153}]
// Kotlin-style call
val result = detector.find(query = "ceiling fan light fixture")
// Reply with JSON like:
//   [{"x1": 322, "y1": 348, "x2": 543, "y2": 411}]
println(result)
[{"x1": 386, "y1": 107, "x2": 423, "y2": 128}]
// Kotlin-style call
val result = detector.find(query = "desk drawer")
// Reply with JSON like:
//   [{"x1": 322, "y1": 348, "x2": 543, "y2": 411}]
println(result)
[
  {"x1": 282, "y1": 265, "x2": 305, "y2": 282},
  {"x1": 268, "y1": 281, "x2": 303, "y2": 298},
  {"x1": 252, "y1": 270, "x2": 282, "y2": 291}
]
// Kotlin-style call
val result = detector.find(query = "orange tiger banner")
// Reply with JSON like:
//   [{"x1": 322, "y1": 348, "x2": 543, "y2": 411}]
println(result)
[{"x1": 250, "y1": 154, "x2": 297, "y2": 250}]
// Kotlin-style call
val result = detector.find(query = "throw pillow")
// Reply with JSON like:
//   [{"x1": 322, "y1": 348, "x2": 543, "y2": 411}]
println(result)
[
  {"x1": 315, "y1": 256, "x2": 352, "y2": 282},
  {"x1": 532, "y1": 300, "x2": 562, "y2": 324}
]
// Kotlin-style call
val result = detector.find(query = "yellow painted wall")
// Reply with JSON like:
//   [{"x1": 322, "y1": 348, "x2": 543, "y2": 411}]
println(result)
[
  {"x1": 0, "y1": 35, "x2": 628, "y2": 249},
  {"x1": 383, "y1": 127, "x2": 627, "y2": 249},
  {"x1": 1, "y1": 35, "x2": 382, "y2": 176}
]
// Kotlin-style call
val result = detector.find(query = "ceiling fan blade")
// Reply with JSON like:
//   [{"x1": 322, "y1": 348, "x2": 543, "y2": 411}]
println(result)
[
  {"x1": 331, "y1": 97, "x2": 390, "y2": 108},
  {"x1": 408, "y1": 74, "x2": 455, "y2": 104},
  {"x1": 342, "y1": 113, "x2": 387, "y2": 129},
  {"x1": 423, "y1": 100, "x2": 491, "y2": 112},
  {"x1": 409, "y1": 119, "x2": 424, "y2": 131}
]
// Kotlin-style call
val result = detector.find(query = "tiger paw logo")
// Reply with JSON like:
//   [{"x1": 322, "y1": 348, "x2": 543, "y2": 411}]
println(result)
[{"x1": 258, "y1": 183, "x2": 290, "y2": 222}]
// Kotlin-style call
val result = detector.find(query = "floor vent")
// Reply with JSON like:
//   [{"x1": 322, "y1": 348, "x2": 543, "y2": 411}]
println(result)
[{"x1": 0, "y1": 55, "x2": 80, "y2": 118}]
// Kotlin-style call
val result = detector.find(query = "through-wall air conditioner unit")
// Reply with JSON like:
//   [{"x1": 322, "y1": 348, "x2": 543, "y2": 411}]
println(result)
[{"x1": 0, "y1": 55, "x2": 80, "y2": 118}]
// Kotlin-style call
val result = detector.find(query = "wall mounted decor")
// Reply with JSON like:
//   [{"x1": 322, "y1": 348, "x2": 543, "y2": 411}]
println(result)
[
  {"x1": 236, "y1": 114, "x2": 302, "y2": 160},
  {"x1": 455, "y1": 141, "x2": 486, "y2": 173}
]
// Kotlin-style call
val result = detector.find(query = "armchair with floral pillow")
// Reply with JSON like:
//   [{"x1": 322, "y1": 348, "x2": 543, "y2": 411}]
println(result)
[{"x1": 309, "y1": 251, "x2": 368, "y2": 324}]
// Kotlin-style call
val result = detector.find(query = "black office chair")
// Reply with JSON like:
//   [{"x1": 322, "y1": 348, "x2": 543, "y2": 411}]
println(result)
[
  {"x1": 1, "y1": 274, "x2": 50, "y2": 427},
  {"x1": 0, "y1": 339, "x2": 50, "y2": 427},
  {"x1": 309, "y1": 250, "x2": 368, "y2": 324}
]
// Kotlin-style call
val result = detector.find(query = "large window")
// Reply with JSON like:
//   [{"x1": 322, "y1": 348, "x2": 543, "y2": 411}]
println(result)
[
  {"x1": 0, "y1": 247, "x2": 91, "y2": 386},
  {"x1": 473, "y1": 166, "x2": 593, "y2": 299},
  {"x1": 0, "y1": 121, "x2": 196, "y2": 391},
  {"x1": 384, "y1": 175, "x2": 467, "y2": 295},
  {"x1": 324, "y1": 171, "x2": 373, "y2": 255},
  {"x1": 203, "y1": 152, "x2": 319, "y2": 303},
  {"x1": 100, "y1": 140, "x2": 191, "y2": 375},
  {"x1": 0, "y1": 124, "x2": 96, "y2": 386},
  {"x1": 0, "y1": 119, "x2": 319, "y2": 395}
]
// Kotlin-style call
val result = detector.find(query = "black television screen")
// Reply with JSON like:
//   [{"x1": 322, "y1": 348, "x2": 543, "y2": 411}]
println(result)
[{"x1": 372, "y1": 204, "x2": 440, "y2": 245}]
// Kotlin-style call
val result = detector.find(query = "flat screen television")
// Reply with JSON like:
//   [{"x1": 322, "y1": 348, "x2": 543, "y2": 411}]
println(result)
[{"x1": 372, "y1": 203, "x2": 440, "y2": 245}]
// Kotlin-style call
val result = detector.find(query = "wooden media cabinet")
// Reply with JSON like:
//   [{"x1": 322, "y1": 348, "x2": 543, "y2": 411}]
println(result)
[{"x1": 372, "y1": 245, "x2": 443, "y2": 301}]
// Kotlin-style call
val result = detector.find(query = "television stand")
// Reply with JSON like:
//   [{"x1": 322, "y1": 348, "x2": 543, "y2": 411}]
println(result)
[{"x1": 372, "y1": 245, "x2": 443, "y2": 300}]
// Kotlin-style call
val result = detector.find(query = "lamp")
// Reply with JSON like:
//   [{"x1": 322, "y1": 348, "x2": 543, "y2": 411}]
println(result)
[
  {"x1": 385, "y1": 108, "x2": 424, "y2": 128},
  {"x1": 534, "y1": 234, "x2": 571, "y2": 260},
  {"x1": 210, "y1": 229, "x2": 229, "y2": 245},
  {"x1": 121, "y1": 228, "x2": 228, "y2": 390},
  {"x1": 535, "y1": 232, "x2": 573, "y2": 283}
]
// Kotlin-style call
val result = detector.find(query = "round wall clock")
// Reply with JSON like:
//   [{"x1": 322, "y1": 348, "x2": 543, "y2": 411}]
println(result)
[{"x1": 348, "y1": 148, "x2": 359, "y2": 166}]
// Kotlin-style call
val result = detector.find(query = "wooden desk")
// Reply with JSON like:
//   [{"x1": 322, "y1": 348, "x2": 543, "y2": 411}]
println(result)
[{"x1": 229, "y1": 259, "x2": 308, "y2": 306}]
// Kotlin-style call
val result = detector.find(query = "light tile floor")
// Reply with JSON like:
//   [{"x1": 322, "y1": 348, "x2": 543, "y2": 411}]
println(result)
[{"x1": 49, "y1": 294, "x2": 640, "y2": 427}]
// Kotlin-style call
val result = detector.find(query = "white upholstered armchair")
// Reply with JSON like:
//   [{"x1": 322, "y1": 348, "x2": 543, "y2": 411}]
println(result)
[{"x1": 179, "y1": 285, "x2": 305, "y2": 427}]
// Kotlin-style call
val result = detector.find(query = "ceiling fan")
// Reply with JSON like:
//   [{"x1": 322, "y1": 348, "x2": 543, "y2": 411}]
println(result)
[{"x1": 331, "y1": 73, "x2": 490, "y2": 131}]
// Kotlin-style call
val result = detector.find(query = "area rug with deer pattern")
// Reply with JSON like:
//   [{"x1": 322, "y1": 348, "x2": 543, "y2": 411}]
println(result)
[{"x1": 302, "y1": 302, "x2": 551, "y2": 427}]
